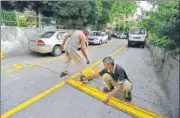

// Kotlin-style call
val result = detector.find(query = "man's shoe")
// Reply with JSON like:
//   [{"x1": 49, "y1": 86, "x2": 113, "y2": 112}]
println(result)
[
  {"x1": 125, "y1": 92, "x2": 132, "y2": 102},
  {"x1": 103, "y1": 86, "x2": 114, "y2": 93},
  {"x1": 60, "y1": 72, "x2": 68, "y2": 77},
  {"x1": 80, "y1": 75, "x2": 86, "y2": 81}
]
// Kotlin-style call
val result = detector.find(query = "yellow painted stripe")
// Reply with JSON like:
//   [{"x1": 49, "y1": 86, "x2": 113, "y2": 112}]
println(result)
[
  {"x1": 1, "y1": 40, "x2": 127, "y2": 117},
  {"x1": 1, "y1": 57, "x2": 62, "y2": 74},
  {"x1": 65, "y1": 79, "x2": 167, "y2": 118},
  {"x1": 1, "y1": 45, "x2": 4, "y2": 59},
  {"x1": 0, "y1": 70, "x2": 80, "y2": 118},
  {"x1": 1, "y1": 81, "x2": 65, "y2": 118},
  {"x1": 13, "y1": 64, "x2": 23, "y2": 69}
]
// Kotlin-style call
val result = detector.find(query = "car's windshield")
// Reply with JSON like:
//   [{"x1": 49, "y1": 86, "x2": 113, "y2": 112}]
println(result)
[
  {"x1": 40, "y1": 32, "x2": 55, "y2": 38},
  {"x1": 57, "y1": 32, "x2": 67, "y2": 39},
  {"x1": 130, "y1": 28, "x2": 145, "y2": 34},
  {"x1": 90, "y1": 32, "x2": 101, "y2": 36}
]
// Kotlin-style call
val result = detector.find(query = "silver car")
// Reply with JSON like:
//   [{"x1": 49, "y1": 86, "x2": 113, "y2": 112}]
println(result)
[
  {"x1": 29, "y1": 30, "x2": 68, "y2": 56},
  {"x1": 88, "y1": 31, "x2": 108, "y2": 45}
]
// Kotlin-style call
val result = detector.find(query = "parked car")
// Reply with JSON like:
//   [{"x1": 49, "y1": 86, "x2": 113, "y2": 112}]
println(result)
[
  {"x1": 88, "y1": 31, "x2": 108, "y2": 45},
  {"x1": 112, "y1": 32, "x2": 118, "y2": 38},
  {"x1": 116, "y1": 32, "x2": 127, "y2": 39},
  {"x1": 29, "y1": 30, "x2": 68, "y2": 56},
  {"x1": 128, "y1": 27, "x2": 147, "y2": 48}
]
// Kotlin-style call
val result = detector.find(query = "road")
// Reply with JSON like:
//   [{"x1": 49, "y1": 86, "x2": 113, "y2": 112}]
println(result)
[{"x1": 1, "y1": 39, "x2": 172, "y2": 118}]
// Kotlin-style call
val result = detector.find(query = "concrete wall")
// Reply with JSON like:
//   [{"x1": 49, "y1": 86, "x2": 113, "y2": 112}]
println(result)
[
  {"x1": 146, "y1": 42, "x2": 179, "y2": 118},
  {"x1": 1, "y1": 26, "x2": 56, "y2": 58}
]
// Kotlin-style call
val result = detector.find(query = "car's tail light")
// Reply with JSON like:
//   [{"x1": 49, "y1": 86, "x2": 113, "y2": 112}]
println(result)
[{"x1": 37, "y1": 40, "x2": 45, "y2": 45}]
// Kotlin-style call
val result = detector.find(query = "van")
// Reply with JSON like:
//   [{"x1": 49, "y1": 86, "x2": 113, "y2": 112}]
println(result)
[{"x1": 128, "y1": 27, "x2": 147, "y2": 48}]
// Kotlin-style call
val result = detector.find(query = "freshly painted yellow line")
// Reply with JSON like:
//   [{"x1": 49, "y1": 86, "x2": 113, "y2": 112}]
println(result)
[
  {"x1": 1, "y1": 71, "x2": 81, "y2": 118},
  {"x1": 1, "y1": 81, "x2": 65, "y2": 118},
  {"x1": 65, "y1": 79, "x2": 167, "y2": 118},
  {"x1": 1, "y1": 42, "x2": 109, "y2": 75},
  {"x1": 1, "y1": 57, "x2": 63, "y2": 74},
  {"x1": 1, "y1": 40, "x2": 126, "y2": 117},
  {"x1": 1, "y1": 45, "x2": 4, "y2": 59},
  {"x1": 13, "y1": 64, "x2": 24, "y2": 69}
]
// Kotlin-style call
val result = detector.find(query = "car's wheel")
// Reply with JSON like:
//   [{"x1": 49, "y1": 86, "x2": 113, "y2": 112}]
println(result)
[
  {"x1": 128, "y1": 41, "x2": 131, "y2": 47},
  {"x1": 141, "y1": 44, "x2": 145, "y2": 48},
  {"x1": 52, "y1": 45, "x2": 62, "y2": 56},
  {"x1": 99, "y1": 40, "x2": 102, "y2": 45}
]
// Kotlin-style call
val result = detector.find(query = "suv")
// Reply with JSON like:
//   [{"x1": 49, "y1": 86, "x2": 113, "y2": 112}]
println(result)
[{"x1": 128, "y1": 27, "x2": 147, "y2": 48}]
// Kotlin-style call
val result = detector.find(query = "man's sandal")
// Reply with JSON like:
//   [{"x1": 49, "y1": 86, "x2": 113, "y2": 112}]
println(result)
[{"x1": 60, "y1": 72, "x2": 68, "y2": 77}]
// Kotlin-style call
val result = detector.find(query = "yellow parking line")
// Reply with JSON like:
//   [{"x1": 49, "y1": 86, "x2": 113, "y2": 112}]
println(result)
[
  {"x1": 1, "y1": 42, "x2": 110, "y2": 75},
  {"x1": 65, "y1": 79, "x2": 167, "y2": 118},
  {"x1": 1, "y1": 81, "x2": 65, "y2": 118},
  {"x1": 1, "y1": 56, "x2": 63, "y2": 75},
  {"x1": 13, "y1": 64, "x2": 23, "y2": 69},
  {"x1": 1, "y1": 40, "x2": 126, "y2": 117},
  {"x1": 1, "y1": 71, "x2": 81, "y2": 118}
]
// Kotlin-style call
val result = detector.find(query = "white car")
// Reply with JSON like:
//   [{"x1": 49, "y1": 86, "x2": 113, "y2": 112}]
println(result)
[
  {"x1": 88, "y1": 31, "x2": 108, "y2": 45},
  {"x1": 128, "y1": 27, "x2": 147, "y2": 48},
  {"x1": 29, "y1": 30, "x2": 68, "y2": 56},
  {"x1": 117, "y1": 33, "x2": 127, "y2": 39}
]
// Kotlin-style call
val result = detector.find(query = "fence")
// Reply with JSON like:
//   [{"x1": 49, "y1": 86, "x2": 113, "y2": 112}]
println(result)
[{"x1": 1, "y1": 10, "x2": 57, "y2": 27}]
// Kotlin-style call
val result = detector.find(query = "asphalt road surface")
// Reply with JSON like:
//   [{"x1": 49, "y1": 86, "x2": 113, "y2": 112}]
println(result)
[{"x1": 1, "y1": 39, "x2": 172, "y2": 118}]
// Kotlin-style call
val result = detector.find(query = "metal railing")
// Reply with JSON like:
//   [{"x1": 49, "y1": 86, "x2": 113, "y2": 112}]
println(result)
[{"x1": 1, "y1": 10, "x2": 57, "y2": 27}]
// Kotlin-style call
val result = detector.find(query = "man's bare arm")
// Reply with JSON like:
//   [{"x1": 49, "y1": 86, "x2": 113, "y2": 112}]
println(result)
[
  {"x1": 79, "y1": 33, "x2": 89, "y2": 63},
  {"x1": 108, "y1": 86, "x2": 121, "y2": 96},
  {"x1": 84, "y1": 72, "x2": 100, "y2": 81},
  {"x1": 82, "y1": 68, "x2": 101, "y2": 81},
  {"x1": 62, "y1": 33, "x2": 72, "y2": 46}
]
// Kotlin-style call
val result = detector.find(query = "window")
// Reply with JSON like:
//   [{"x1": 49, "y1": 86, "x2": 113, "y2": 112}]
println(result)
[
  {"x1": 130, "y1": 28, "x2": 145, "y2": 34},
  {"x1": 90, "y1": 32, "x2": 101, "y2": 36},
  {"x1": 40, "y1": 32, "x2": 55, "y2": 38}
]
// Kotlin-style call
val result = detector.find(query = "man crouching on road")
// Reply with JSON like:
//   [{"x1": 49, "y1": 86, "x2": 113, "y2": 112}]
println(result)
[{"x1": 80, "y1": 57, "x2": 132, "y2": 103}]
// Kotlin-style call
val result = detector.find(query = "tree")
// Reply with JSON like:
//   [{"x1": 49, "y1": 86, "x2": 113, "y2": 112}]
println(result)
[{"x1": 138, "y1": 1, "x2": 179, "y2": 50}]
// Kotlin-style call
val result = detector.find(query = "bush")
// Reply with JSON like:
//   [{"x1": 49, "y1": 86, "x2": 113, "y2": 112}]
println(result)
[
  {"x1": 1, "y1": 10, "x2": 17, "y2": 26},
  {"x1": 138, "y1": 2, "x2": 179, "y2": 52}
]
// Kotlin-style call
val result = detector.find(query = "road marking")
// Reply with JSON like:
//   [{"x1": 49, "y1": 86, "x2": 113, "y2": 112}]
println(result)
[
  {"x1": 13, "y1": 64, "x2": 24, "y2": 69},
  {"x1": 1, "y1": 42, "x2": 110, "y2": 75},
  {"x1": 65, "y1": 79, "x2": 167, "y2": 118},
  {"x1": 1, "y1": 57, "x2": 63, "y2": 74},
  {"x1": 1, "y1": 81, "x2": 65, "y2": 118},
  {"x1": 1, "y1": 72, "x2": 81, "y2": 118},
  {"x1": 1, "y1": 40, "x2": 126, "y2": 117}
]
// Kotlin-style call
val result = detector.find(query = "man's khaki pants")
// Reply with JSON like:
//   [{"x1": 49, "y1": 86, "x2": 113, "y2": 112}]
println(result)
[
  {"x1": 63, "y1": 50, "x2": 85, "y2": 73},
  {"x1": 102, "y1": 73, "x2": 132, "y2": 97}
]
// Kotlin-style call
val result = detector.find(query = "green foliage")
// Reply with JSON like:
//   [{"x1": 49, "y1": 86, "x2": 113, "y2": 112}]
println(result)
[
  {"x1": 1, "y1": 11, "x2": 17, "y2": 26},
  {"x1": 1, "y1": 1, "x2": 136, "y2": 29},
  {"x1": 151, "y1": 34, "x2": 168, "y2": 49},
  {"x1": 138, "y1": 1, "x2": 179, "y2": 51},
  {"x1": 110, "y1": 1, "x2": 136, "y2": 24}
]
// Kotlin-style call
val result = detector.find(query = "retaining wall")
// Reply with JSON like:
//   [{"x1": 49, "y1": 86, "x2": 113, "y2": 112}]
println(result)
[{"x1": 146, "y1": 42, "x2": 179, "y2": 118}]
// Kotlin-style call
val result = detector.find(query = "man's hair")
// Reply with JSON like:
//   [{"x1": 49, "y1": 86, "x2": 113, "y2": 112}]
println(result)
[
  {"x1": 102, "y1": 56, "x2": 114, "y2": 65},
  {"x1": 82, "y1": 26, "x2": 91, "y2": 33}
]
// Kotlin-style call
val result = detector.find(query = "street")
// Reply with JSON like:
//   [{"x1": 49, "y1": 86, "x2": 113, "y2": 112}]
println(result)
[{"x1": 1, "y1": 39, "x2": 172, "y2": 118}]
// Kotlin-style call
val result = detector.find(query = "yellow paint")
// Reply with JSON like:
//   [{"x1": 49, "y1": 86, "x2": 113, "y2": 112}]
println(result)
[
  {"x1": 66, "y1": 79, "x2": 167, "y2": 118},
  {"x1": 1, "y1": 40, "x2": 127, "y2": 117},
  {"x1": 1, "y1": 56, "x2": 62, "y2": 75},
  {"x1": 1, "y1": 40, "x2": 114, "y2": 75},
  {"x1": 1, "y1": 81, "x2": 65, "y2": 118},
  {"x1": 13, "y1": 64, "x2": 23, "y2": 69},
  {"x1": 0, "y1": 72, "x2": 81, "y2": 118},
  {"x1": 82, "y1": 67, "x2": 102, "y2": 76},
  {"x1": 1, "y1": 51, "x2": 4, "y2": 59},
  {"x1": 1, "y1": 45, "x2": 4, "y2": 59}
]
